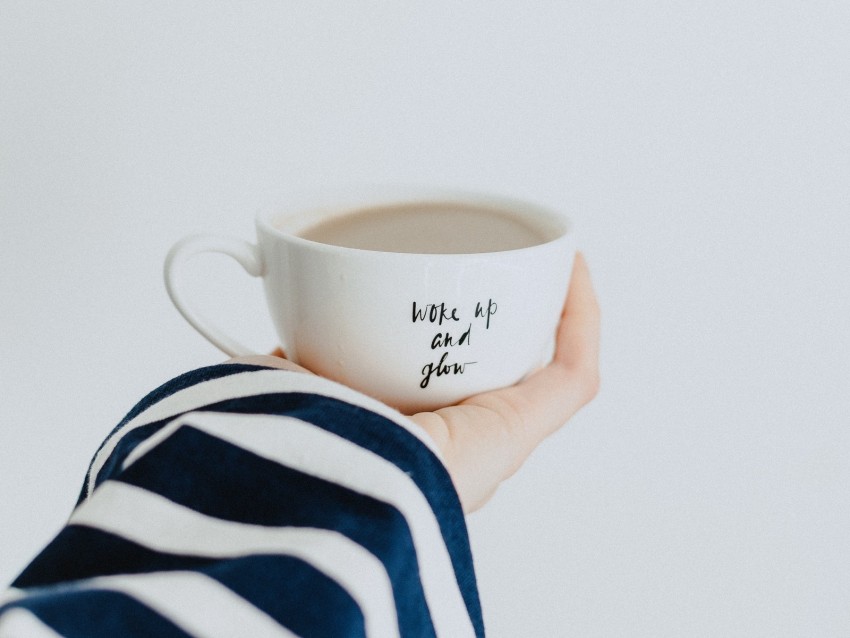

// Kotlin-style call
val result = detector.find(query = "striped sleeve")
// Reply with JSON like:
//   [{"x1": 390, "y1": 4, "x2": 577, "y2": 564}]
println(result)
[{"x1": 0, "y1": 364, "x2": 485, "y2": 638}]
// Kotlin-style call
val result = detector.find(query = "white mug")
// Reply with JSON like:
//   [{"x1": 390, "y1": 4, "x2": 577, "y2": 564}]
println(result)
[{"x1": 164, "y1": 187, "x2": 575, "y2": 413}]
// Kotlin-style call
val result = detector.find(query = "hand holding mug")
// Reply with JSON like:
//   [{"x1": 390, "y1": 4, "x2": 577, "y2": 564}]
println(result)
[
  {"x1": 165, "y1": 188, "x2": 577, "y2": 413},
  {"x1": 229, "y1": 253, "x2": 600, "y2": 513}
]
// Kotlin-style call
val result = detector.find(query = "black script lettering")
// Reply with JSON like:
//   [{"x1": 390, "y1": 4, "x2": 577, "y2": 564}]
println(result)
[
  {"x1": 474, "y1": 299, "x2": 498, "y2": 329},
  {"x1": 412, "y1": 301, "x2": 460, "y2": 325},
  {"x1": 420, "y1": 352, "x2": 477, "y2": 388},
  {"x1": 430, "y1": 324, "x2": 472, "y2": 350}
]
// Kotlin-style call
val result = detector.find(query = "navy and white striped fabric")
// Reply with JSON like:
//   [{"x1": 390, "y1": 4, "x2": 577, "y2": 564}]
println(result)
[{"x1": 0, "y1": 364, "x2": 484, "y2": 637}]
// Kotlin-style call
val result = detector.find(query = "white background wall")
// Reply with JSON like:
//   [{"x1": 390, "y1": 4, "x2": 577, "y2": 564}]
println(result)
[{"x1": 1, "y1": 2, "x2": 848, "y2": 636}]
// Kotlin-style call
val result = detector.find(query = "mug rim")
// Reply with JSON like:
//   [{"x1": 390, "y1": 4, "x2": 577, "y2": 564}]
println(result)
[{"x1": 254, "y1": 185, "x2": 573, "y2": 258}]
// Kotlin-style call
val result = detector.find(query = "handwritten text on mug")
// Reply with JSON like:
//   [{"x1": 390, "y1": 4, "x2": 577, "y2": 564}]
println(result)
[{"x1": 412, "y1": 300, "x2": 498, "y2": 389}]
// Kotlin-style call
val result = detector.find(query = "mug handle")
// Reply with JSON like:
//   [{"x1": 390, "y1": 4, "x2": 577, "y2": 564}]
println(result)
[{"x1": 164, "y1": 234, "x2": 265, "y2": 356}]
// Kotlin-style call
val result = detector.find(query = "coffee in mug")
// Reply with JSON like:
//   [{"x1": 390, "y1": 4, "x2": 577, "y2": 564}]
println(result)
[
  {"x1": 165, "y1": 187, "x2": 575, "y2": 413},
  {"x1": 296, "y1": 203, "x2": 547, "y2": 254}
]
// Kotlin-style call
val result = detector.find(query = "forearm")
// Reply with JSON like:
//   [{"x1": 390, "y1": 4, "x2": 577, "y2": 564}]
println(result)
[{"x1": 2, "y1": 363, "x2": 484, "y2": 637}]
